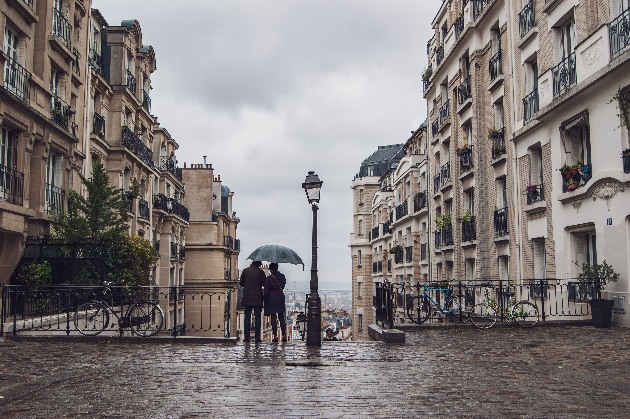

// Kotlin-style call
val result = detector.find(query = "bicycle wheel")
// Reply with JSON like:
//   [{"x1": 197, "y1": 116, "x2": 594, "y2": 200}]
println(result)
[
  {"x1": 512, "y1": 301, "x2": 539, "y2": 328},
  {"x1": 469, "y1": 303, "x2": 497, "y2": 329},
  {"x1": 128, "y1": 301, "x2": 164, "y2": 337},
  {"x1": 446, "y1": 294, "x2": 472, "y2": 323},
  {"x1": 74, "y1": 302, "x2": 108, "y2": 336}
]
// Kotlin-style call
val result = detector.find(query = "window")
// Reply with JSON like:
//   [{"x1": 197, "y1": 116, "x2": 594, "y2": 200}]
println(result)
[
  {"x1": 496, "y1": 178, "x2": 507, "y2": 210},
  {"x1": 532, "y1": 239, "x2": 546, "y2": 279},
  {"x1": 50, "y1": 68, "x2": 59, "y2": 97},
  {"x1": 464, "y1": 188, "x2": 474, "y2": 215},
  {"x1": 358, "y1": 219, "x2": 363, "y2": 236},
  {"x1": 557, "y1": 18, "x2": 576, "y2": 62},
  {"x1": 358, "y1": 189, "x2": 364, "y2": 205},
  {"x1": 498, "y1": 256, "x2": 509, "y2": 281},
  {"x1": 529, "y1": 147, "x2": 543, "y2": 186},
  {"x1": 562, "y1": 114, "x2": 590, "y2": 166},
  {"x1": 525, "y1": 59, "x2": 538, "y2": 94},
  {"x1": 465, "y1": 258, "x2": 476, "y2": 281},
  {"x1": 358, "y1": 314, "x2": 363, "y2": 331},
  {"x1": 445, "y1": 261, "x2": 453, "y2": 281},
  {"x1": 357, "y1": 282, "x2": 362, "y2": 298},
  {"x1": 571, "y1": 230, "x2": 597, "y2": 277},
  {"x1": 357, "y1": 250, "x2": 362, "y2": 267},
  {"x1": 0, "y1": 128, "x2": 18, "y2": 170},
  {"x1": 45, "y1": 153, "x2": 63, "y2": 213},
  {"x1": 494, "y1": 102, "x2": 504, "y2": 129}
]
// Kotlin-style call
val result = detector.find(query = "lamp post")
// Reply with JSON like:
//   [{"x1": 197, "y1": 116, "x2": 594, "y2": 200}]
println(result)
[{"x1": 302, "y1": 170, "x2": 323, "y2": 347}]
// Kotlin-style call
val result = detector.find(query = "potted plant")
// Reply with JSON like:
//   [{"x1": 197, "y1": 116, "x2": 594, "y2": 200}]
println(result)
[
  {"x1": 487, "y1": 127, "x2": 501, "y2": 140},
  {"x1": 559, "y1": 164, "x2": 572, "y2": 180},
  {"x1": 461, "y1": 208, "x2": 472, "y2": 222},
  {"x1": 565, "y1": 179, "x2": 579, "y2": 192},
  {"x1": 422, "y1": 66, "x2": 432, "y2": 83},
  {"x1": 389, "y1": 244, "x2": 403, "y2": 254},
  {"x1": 436, "y1": 213, "x2": 452, "y2": 229},
  {"x1": 578, "y1": 260, "x2": 619, "y2": 328}
]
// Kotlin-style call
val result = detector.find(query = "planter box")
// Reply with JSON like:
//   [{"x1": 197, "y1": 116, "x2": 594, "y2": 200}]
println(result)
[{"x1": 589, "y1": 299, "x2": 614, "y2": 328}]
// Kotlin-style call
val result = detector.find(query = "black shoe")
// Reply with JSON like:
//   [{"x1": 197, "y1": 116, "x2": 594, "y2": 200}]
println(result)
[
  {"x1": 255, "y1": 338, "x2": 263, "y2": 343},
  {"x1": 243, "y1": 338, "x2": 250, "y2": 343},
  {"x1": 272, "y1": 336, "x2": 278, "y2": 343}
]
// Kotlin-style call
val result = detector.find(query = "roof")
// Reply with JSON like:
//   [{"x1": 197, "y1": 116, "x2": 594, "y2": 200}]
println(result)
[{"x1": 357, "y1": 144, "x2": 404, "y2": 178}]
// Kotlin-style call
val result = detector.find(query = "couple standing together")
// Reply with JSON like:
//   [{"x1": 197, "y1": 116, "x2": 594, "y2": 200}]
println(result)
[{"x1": 239, "y1": 260, "x2": 287, "y2": 343}]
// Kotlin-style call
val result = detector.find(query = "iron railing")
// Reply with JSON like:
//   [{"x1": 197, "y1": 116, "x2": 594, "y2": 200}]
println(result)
[
  {"x1": 439, "y1": 99, "x2": 450, "y2": 128},
  {"x1": 52, "y1": 8, "x2": 71, "y2": 49},
  {"x1": 413, "y1": 191, "x2": 427, "y2": 212},
  {"x1": 472, "y1": 0, "x2": 488, "y2": 21},
  {"x1": 454, "y1": 14, "x2": 465, "y2": 39},
  {"x1": 523, "y1": 89, "x2": 539, "y2": 122},
  {"x1": 431, "y1": 119, "x2": 439, "y2": 137},
  {"x1": 0, "y1": 164, "x2": 24, "y2": 205},
  {"x1": 138, "y1": 199, "x2": 150, "y2": 219},
  {"x1": 126, "y1": 69, "x2": 137, "y2": 94},
  {"x1": 435, "y1": 44, "x2": 445, "y2": 67},
  {"x1": 491, "y1": 128, "x2": 506, "y2": 159},
  {"x1": 526, "y1": 184, "x2": 544, "y2": 205},
  {"x1": 395, "y1": 201, "x2": 408, "y2": 220},
  {"x1": 45, "y1": 183, "x2": 65, "y2": 214},
  {"x1": 371, "y1": 226, "x2": 380, "y2": 241},
  {"x1": 462, "y1": 217, "x2": 476, "y2": 242},
  {"x1": 92, "y1": 112, "x2": 105, "y2": 139},
  {"x1": 459, "y1": 146, "x2": 473, "y2": 173},
  {"x1": 442, "y1": 223, "x2": 454, "y2": 246},
  {"x1": 519, "y1": 0, "x2": 535, "y2": 38},
  {"x1": 494, "y1": 207, "x2": 508, "y2": 236},
  {"x1": 170, "y1": 199, "x2": 189, "y2": 221},
  {"x1": 88, "y1": 47, "x2": 103, "y2": 73},
  {"x1": 457, "y1": 77, "x2": 472, "y2": 105},
  {"x1": 122, "y1": 126, "x2": 154, "y2": 167},
  {"x1": 1, "y1": 283, "x2": 236, "y2": 338},
  {"x1": 159, "y1": 156, "x2": 183, "y2": 181},
  {"x1": 224, "y1": 235, "x2": 234, "y2": 249},
  {"x1": 4, "y1": 57, "x2": 30, "y2": 103},
  {"x1": 50, "y1": 95, "x2": 72, "y2": 130},
  {"x1": 609, "y1": 7, "x2": 630, "y2": 59},
  {"x1": 440, "y1": 161, "x2": 451, "y2": 187},
  {"x1": 552, "y1": 52, "x2": 577, "y2": 97},
  {"x1": 489, "y1": 49, "x2": 502, "y2": 80}
]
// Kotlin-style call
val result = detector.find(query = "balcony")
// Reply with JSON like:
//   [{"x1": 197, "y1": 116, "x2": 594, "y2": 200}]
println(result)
[
  {"x1": 4, "y1": 57, "x2": 30, "y2": 103},
  {"x1": 494, "y1": 207, "x2": 508, "y2": 237},
  {"x1": 138, "y1": 198, "x2": 150, "y2": 219},
  {"x1": 224, "y1": 235, "x2": 235, "y2": 249},
  {"x1": 153, "y1": 193, "x2": 168, "y2": 211},
  {"x1": 609, "y1": 7, "x2": 630, "y2": 59},
  {"x1": 159, "y1": 156, "x2": 183, "y2": 181},
  {"x1": 439, "y1": 100, "x2": 450, "y2": 129},
  {"x1": 552, "y1": 53, "x2": 577, "y2": 98},
  {"x1": 0, "y1": 164, "x2": 24, "y2": 205},
  {"x1": 431, "y1": 119, "x2": 440, "y2": 138},
  {"x1": 50, "y1": 96, "x2": 72, "y2": 130},
  {"x1": 52, "y1": 8, "x2": 71, "y2": 50},
  {"x1": 370, "y1": 226, "x2": 380, "y2": 241},
  {"x1": 491, "y1": 128, "x2": 506, "y2": 159},
  {"x1": 235, "y1": 239, "x2": 241, "y2": 251},
  {"x1": 442, "y1": 224, "x2": 454, "y2": 246},
  {"x1": 440, "y1": 161, "x2": 451, "y2": 187},
  {"x1": 623, "y1": 149, "x2": 630, "y2": 173},
  {"x1": 88, "y1": 47, "x2": 103, "y2": 73},
  {"x1": 560, "y1": 163, "x2": 592, "y2": 193},
  {"x1": 489, "y1": 50, "x2": 502, "y2": 81},
  {"x1": 462, "y1": 217, "x2": 476, "y2": 242},
  {"x1": 523, "y1": 89, "x2": 539, "y2": 123},
  {"x1": 152, "y1": 193, "x2": 190, "y2": 221},
  {"x1": 519, "y1": 0, "x2": 535, "y2": 38},
  {"x1": 413, "y1": 191, "x2": 427, "y2": 212},
  {"x1": 422, "y1": 65, "x2": 432, "y2": 92},
  {"x1": 92, "y1": 112, "x2": 105, "y2": 139},
  {"x1": 433, "y1": 174, "x2": 441, "y2": 195},
  {"x1": 395, "y1": 201, "x2": 408, "y2": 220},
  {"x1": 458, "y1": 146, "x2": 473, "y2": 174},
  {"x1": 420, "y1": 243, "x2": 427, "y2": 260},
  {"x1": 122, "y1": 126, "x2": 154, "y2": 167},
  {"x1": 526, "y1": 184, "x2": 544, "y2": 205},
  {"x1": 142, "y1": 89, "x2": 151, "y2": 113},
  {"x1": 454, "y1": 14, "x2": 465, "y2": 40},
  {"x1": 435, "y1": 44, "x2": 445, "y2": 67},
  {"x1": 383, "y1": 220, "x2": 392, "y2": 235},
  {"x1": 45, "y1": 183, "x2": 65, "y2": 214},
  {"x1": 126, "y1": 69, "x2": 137, "y2": 94},
  {"x1": 434, "y1": 230, "x2": 442, "y2": 249},
  {"x1": 170, "y1": 199, "x2": 190, "y2": 221},
  {"x1": 405, "y1": 246, "x2": 412, "y2": 263},
  {"x1": 457, "y1": 77, "x2": 471, "y2": 106},
  {"x1": 472, "y1": 0, "x2": 488, "y2": 21}
]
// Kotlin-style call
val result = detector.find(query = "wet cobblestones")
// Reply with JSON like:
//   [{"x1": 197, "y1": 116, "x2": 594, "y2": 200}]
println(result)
[{"x1": 1, "y1": 326, "x2": 630, "y2": 418}]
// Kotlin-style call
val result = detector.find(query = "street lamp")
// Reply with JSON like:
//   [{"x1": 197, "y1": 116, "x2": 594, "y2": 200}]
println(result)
[{"x1": 302, "y1": 171, "x2": 323, "y2": 347}]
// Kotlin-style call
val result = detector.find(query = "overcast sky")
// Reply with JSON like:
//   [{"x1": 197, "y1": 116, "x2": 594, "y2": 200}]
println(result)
[{"x1": 92, "y1": 0, "x2": 442, "y2": 290}]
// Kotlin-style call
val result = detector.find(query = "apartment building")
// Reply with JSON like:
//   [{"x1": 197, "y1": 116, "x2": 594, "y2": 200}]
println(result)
[
  {"x1": 509, "y1": 0, "x2": 630, "y2": 324},
  {"x1": 350, "y1": 143, "x2": 404, "y2": 340},
  {"x1": 424, "y1": 0, "x2": 518, "y2": 285}
]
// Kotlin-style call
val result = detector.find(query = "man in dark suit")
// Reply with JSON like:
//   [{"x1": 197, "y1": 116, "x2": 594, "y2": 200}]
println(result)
[{"x1": 239, "y1": 261, "x2": 265, "y2": 343}]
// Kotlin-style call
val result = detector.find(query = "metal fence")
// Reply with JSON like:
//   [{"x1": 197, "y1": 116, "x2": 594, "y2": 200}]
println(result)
[
  {"x1": 1, "y1": 283, "x2": 236, "y2": 338},
  {"x1": 374, "y1": 279, "x2": 597, "y2": 328}
]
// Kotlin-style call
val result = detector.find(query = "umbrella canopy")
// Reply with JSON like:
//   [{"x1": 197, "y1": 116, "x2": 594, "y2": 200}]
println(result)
[{"x1": 247, "y1": 244, "x2": 304, "y2": 269}]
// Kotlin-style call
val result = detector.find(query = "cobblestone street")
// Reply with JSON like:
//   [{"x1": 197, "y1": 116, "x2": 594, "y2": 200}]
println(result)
[{"x1": 1, "y1": 326, "x2": 630, "y2": 418}]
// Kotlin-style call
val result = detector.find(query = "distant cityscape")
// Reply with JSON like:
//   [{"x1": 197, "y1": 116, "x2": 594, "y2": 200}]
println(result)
[{"x1": 284, "y1": 289, "x2": 352, "y2": 312}]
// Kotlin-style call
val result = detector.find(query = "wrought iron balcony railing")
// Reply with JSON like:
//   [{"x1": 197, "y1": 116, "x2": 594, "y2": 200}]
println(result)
[
  {"x1": 45, "y1": 183, "x2": 65, "y2": 214},
  {"x1": 371, "y1": 226, "x2": 380, "y2": 240},
  {"x1": 523, "y1": 89, "x2": 539, "y2": 123},
  {"x1": 159, "y1": 156, "x2": 183, "y2": 181},
  {"x1": 491, "y1": 128, "x2": 506, "y2": 159},
  {"x1": 462, "y1": 217, "x2": 476, "y2": 242},
  {"x1": 439, "y1": 99, "x2": 450, "y2": 128},
  {"x1": 623, "y1": 149, "x2": 630, "y2": 173},
  {"x1": 50, "y1": 95, "x2": 72, "y2": 130},
  {"x1": 395, "y1": 201, "x2": 408, "y2": 220},
  {"x1": 138, "y1": 198, "x2": 150, "y2": 219},
  {"x1": 405, "y1": 246, "x2": 413, "y2": 263},
  {"x1": 122, "y1": 126, "x2": 154, "y2": 167},
  {"x1": 170, "y1": 199, "x2": 190, "y2": 221},
  {"x1": 609, "y1": 6, "x2": 630, "y2": 59},
  {"x1": 153, "y1": 193, "x2": 168, "y2": 210},
  {"x1": 413, "y1": 191, "x2": 427, "y2": 212},
  {"x1": 126, "y1": 69, "x2": 137, "y2": 94},
  {"x1": 494, "y1": 207, "x2": 508, "y2": 236},
  {"x1": 440, "y1": 161, "x2": 451, "y2": 186},
  {"x1": 142, "y1": 89, "x2": 151, "y2": 112},
  {"x1": 526, "y1": 184, "x2": 544, "y2": 205},
  {"x1": 458, "y1": 146, "x2": 473, "y2": 173},
  {"x1": 88, "y1": 47, "x2": 103, "y2": 73},
  {"x1": 454, "y1": 14, "x2": 465, "y2": 39},
  {"x1": 383, "y1": 220, "x2": 392, "y2": 235},
  {"x1": 552, "y1": 52, "x2": 577, "y2": 98},
  {"x1": 442, "y1": 223, "x2": 454, "y2": 246},
  {"x1": 52, "y1": 8, "x2": 71, "y2": 49},
  {"x1": 519, "y1": 0, "x2": 535, "y2": 38},
  {"x1": 0, "y1": 164, "x2": 24, "y2": 205},
  {"x1": 473, "y1": 0, "x2": 488, "y2": 21},
  {"x1": 435, "y1": 44, "x2": 445, "y2": 67},
  {"x1": 457, "y1": 77, "x2": 471, "y2": 105},
  {"x1": 4, "y1": 57, "x2": 30, "y2": 103},
  {"x1": 224, "y1": 235, "x2": 234, "y2": 249},
  {"x1": 92, "y1": 112, "x2": 105, "y2": 139},
  {"x1": 489, "y1": 49, "x2": 502, "y2": 81}
]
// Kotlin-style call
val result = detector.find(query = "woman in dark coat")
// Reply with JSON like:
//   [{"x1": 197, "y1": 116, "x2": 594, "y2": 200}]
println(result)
[{"x1": 264, "y1": 262, "x2": 287, "y2": 342}]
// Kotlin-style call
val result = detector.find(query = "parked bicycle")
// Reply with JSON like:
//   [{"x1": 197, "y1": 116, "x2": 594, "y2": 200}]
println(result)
[
  {"x1": 73, "y1": 283, "x2": 164, "y2": 337},
  {"x1": 407, "y1": 283, "x2": 472, "y2": 324},
  {"x1": 469, "y1": 288, "x2": 539, "y2": 329}
]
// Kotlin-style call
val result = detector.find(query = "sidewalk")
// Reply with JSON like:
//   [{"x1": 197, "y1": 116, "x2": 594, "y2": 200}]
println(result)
[{"x1": 1, "y1": 326, "x2": 629, "y2": 418}]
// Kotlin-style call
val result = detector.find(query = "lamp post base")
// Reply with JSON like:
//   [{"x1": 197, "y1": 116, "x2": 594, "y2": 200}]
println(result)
[{"x1": 307, "y1": 292, "x2": 321, "y2": 347}]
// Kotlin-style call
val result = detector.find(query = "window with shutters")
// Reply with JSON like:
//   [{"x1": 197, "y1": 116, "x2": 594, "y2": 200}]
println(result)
[
  {"x1": 45, "y1": 152, "x2": 64, "y2": 214},
  {"x1": 560, "y1": 111, "x2": 592, "y2": 191},
  {"x1": 570, "y1": 228, "x2": 597, "y2": 278}
]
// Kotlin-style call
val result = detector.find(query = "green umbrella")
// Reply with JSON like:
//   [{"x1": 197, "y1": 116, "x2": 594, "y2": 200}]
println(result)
[{"x1": 247, "y1": 244, "x2": 304, "y2": 270}]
